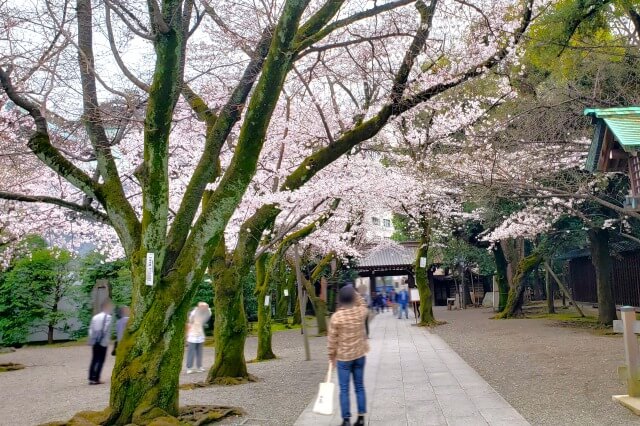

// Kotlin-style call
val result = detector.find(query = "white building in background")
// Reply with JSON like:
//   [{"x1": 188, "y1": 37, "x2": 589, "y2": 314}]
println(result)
[{"x1": 366, "y1": 212, "x2": 395, "y2": 239}]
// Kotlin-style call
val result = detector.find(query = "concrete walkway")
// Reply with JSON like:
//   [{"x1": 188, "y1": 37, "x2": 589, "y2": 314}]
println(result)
[{"x1": 295, "y1": 311, "x2": 530, "y2": 426}]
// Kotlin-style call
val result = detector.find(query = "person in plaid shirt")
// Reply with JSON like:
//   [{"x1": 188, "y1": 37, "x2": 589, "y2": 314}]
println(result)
[{"x1": 328, "y1": 285, "x2": 369, "y2": 426}]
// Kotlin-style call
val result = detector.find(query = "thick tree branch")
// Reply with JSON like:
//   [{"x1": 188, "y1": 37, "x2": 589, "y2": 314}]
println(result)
[
  {"x1": 0, "y1": 67, "x2": 99, "y2": 199},
  {"x1": 0, "y1": 191, "x2": 110, "y2": 223},
  {"x1": 162, "y1": 27, "x2": 273, "y2": 273},
  {"x1": 105, "y1": 2, "x2": 151, "y2": 92},
  {"x1": 171, "y1": 0, "x2": 309, "y2": 278},
  {"x1": 295, "y1": 0, "x2": 415, "y2": 52}
]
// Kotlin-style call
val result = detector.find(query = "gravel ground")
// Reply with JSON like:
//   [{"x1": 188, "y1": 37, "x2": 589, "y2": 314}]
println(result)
[
  {"x1": 0, "y1": 326, "x2": 328, "y2": 426},
  {"x1": 432, "y1": 306, "x2": 638, "y2": 426}
]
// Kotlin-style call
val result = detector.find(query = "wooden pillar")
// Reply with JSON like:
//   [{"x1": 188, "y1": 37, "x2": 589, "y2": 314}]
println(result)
[{"x1": 621, "y1": 306, "x2": 640, "y2": 397}]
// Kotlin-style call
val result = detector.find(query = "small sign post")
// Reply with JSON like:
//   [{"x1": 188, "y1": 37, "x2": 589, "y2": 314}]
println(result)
[
  {"x1": 613, "y1": 306, "x2": 640, "y2": 414},
  {"x1": 145, "y1": 253, "x2": 155, "y2": 286}
]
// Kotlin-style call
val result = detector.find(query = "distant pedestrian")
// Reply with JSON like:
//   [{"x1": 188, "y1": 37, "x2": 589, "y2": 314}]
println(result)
[
  {"x1": 329, "y1": 286, "x2": 369, "y2": 426},
  {"x1": 357, "y1": 285, "x2": 370, "y2": 338},
  {"x1": 186, "y1": 302, "x2": 211, "y2": 374},
  {"x1": 397, "y1": 288, "x2": 409, "y2": 319},
  {"x1": 112, "y1": 306, "x2": 130, "y2": 356},
  {"x1": 88, "y1": 300, "x2": 113, "y2": 385},
  {"x1": 389, "y1": 289, "x2": 397, "y2": 315}
]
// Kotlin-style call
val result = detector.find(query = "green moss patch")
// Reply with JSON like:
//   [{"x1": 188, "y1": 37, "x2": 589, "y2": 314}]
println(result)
[
  {"x1": 413, "y1": 320, "x2": 447, "y2": 328},
  {"x1": 0, "y1": 362, "x2": 25, "y2": 372},
  {"x1": 178, "y1": 405, "x2": 244, "y2": 425},
  {"x1": 180, "y1": 374, "x2": 259, "y2": 390},
  {"x1": 41, "y1": 405, "x2": 243, "y2": 426}
]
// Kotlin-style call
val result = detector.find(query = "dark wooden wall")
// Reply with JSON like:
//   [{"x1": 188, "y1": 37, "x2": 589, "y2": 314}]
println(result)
[{"x1": 567, "y1": 251, "x2": 640, "y2": 307}]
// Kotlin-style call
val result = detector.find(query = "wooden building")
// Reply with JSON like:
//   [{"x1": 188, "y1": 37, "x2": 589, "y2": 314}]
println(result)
[
  {"x1": 585, "y1": 107, "x2": 640, "y2": 209},
  {"x1": 560, "y1": 242, "x2": 640, "y2": 307}
]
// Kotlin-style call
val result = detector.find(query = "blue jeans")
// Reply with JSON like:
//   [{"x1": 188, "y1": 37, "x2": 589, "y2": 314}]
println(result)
[
  {"x1": 337, "y1": 356, "x2": 366, "y2": 420},
  {"x1": 398, "y1": 304, "x2": 408, "y2": 318}
]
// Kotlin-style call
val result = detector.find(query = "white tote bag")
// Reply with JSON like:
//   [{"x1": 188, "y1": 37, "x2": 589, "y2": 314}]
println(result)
[{"x1": 312, "y1": 364, "x2": 335, "y2": 415}]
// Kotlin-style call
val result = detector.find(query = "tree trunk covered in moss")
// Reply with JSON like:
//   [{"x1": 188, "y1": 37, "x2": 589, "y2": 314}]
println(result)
[
  {"x1": 416, "y1": 219, "x2": 436, "y2": 325},
  {"x1": 497, "y1": 251, "x2": 542, "y2": 318},
  {"x1": 107, "y1": 265, "x2": 196, "y2": 424},
  {"x1": 313, "y1": 297, "x2": 328, "y2": 335},
  {"x1": 276, "y1": 264, "x2": 293, "y2": 319},
  {"x1": 208, "y1": 257, "x2": 249, "y2": 381},
  {"x1": 293, "y1": 292, "x2": 302, "y2": 325},
  {"x1": 588, "y1": 228, "x2": 616, "y2": 326},
  {"x1": 493, "y1": 243, "x2": 509, "y2": 312},
  {"x1": 207, "y1": 205, "x2": 278, "y2": 381},
  {"x1": 545, "y1": 268, "x2": 555, "y2": 314},
  {"x1": 255, "y1": 253, "x2": 276, "y2": 361}
]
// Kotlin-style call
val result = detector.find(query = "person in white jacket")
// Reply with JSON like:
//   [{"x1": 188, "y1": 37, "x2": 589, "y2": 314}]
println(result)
[
  {"x1": 88, "y1": 300, "x2": 113, "y2": 384},
  {"x1": 186, "y1": 302, "x2": 211, "y2": 373}
]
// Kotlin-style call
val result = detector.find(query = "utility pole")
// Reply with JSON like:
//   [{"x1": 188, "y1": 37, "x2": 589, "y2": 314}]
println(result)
[{"x1": 294, "y1": 244, "x2": 311, "y2": 361}]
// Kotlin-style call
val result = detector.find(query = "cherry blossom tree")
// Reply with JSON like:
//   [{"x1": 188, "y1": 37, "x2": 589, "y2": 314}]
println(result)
[{"x1": 1, "y1": 0, "x2": 533, "y2": 421}]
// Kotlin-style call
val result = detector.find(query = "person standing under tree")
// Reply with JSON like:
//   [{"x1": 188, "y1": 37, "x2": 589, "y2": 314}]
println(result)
[
  {"x1": 186, "y1": 301, "x2": 211, "y2": 374},
  {"x1": 88, "y1": 300, "x2": 113, "y2": 385},
  {"x1": 112, "y1": 306, "x2": 130, "y2": 355},
  {"x1": 397, "y1": 288, "x2": 409, "y2": 319},
  {"x1": 328, "y1": 285, "x2": 369, "y2": 426}
]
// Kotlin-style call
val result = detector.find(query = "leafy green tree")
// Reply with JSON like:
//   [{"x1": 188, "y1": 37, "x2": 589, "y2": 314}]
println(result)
[
  {"x1": 391, "y1": 213, "x2": 421, "y2": 242},
  {"x1": 0, "y1": 238, "x2": 75, "y2": 345},
  {"x1": 74, "y1": 252, "x2": 132, "y2": 337}
]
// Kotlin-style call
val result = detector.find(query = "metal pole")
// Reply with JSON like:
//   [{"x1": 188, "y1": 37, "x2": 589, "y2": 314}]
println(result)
[{"x1": 294, "y1": 244, "x2": 311, "y2": 361}]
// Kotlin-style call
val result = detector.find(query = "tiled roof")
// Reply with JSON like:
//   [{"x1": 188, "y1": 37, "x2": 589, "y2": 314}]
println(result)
[{"x1": 357, "y1": 242, "x2": 417, "y2": 268}]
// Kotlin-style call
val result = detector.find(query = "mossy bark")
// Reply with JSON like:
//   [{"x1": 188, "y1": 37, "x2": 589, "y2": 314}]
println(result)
[
  {"x1": 415, "y1": 220, "x2": 436, "y2": 325},
  {"x1": 292, "y1": 293, "x2": 302, "y2": 325},
  {"x1": 300, "y1": 277, "x2": 327, "y2": 335},
  {"x1": 207, "y1": 208, "x2": 278, "y2": 381},
  {"x1": 588, "y1": 228, "x2": 616, "y2": 326},
  {"x1": 497, "y1": 251, "x2": 542, "y2": 318},
  {"x1": 208, "y1": 264, "x2": 249, "y2": 381},
  {"x1": 107, "y1": 270, "x2": 193, "y2": 425},
  {"x1": 255, "y1": 254, "x2": 275, "y2": 361},
  {"x1": 493, "y1": 243, "x2": 510, "y2": 312},
  {"x1": 545, "y1": 268, "x2": 555, "y2": 314}
]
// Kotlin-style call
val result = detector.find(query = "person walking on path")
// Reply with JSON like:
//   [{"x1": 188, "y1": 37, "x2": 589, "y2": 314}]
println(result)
[
  {"x1": 357, "y1": 285, "x2": 371, "y2": 338},
  {"x1": 328, "y1": 286, "x2": 369, "y2": 426},
  {"x1": 88, "y1": 300, "x2": 113, "y2": 385},
  {"x1": 389, "y1": 289, "x2": 397, "y2": 315},
  {"x1": 112, "y1": 306, "x2": 130, "y2": 356},
  {"x1": 397, "y1": 288, "x2": 409, "y2": 319},
  {"x1": 186, "y1": 301, "x2": 211, "y2": 374}
]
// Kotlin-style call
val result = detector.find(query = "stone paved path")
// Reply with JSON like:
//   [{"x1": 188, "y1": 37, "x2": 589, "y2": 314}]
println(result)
[{"x1": 295, "y1": 311, "x2": 530, "y2": 426}]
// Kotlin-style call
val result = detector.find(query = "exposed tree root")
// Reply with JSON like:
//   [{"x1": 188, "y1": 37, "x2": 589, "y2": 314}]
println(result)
[
  {"x1": 495, "y1": 310, "x2": 524, "y2": 319},
  {"x1": 413, "y1": 320, "x2": 447, "y2": 328},
  {"x1": 181, "y1": 374, "x2": 259, "y2": 390},
  {"x1": 247, "y1": 356, "x2": 277, "y2": 363},
  {"x1": 0, "y1": 362, "x2": 25, "y2": 372},
  {"x1": 40, "y1": 405, "x2": 244, "y2": 426}
]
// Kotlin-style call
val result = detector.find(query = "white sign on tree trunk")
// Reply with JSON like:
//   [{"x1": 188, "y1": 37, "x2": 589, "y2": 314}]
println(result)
[
  {"x1": 410, "y1": 288, "x2": 420, "y2": 302},
  {"x1": 284, "y1": 289, "x2": 289, "y2": 297},
  {"x1": 419, "y1": 257, "x2": 427, "y2": 268},
  {"x1": 145, "y1": 253, "x2": 155, "y2": 286},
  {"x1": 265, "y1": 295, "x2": 270, "y2": 306}
]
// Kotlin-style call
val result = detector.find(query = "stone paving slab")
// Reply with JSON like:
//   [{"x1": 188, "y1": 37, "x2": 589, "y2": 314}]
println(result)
[{"x1": 295, "y1": 311, "x2": 530, "y2": 426}]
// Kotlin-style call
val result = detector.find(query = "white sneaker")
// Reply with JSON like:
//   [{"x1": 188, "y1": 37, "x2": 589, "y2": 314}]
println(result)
[
  {"x1": 197, "y1": 367, "x2": 206, "y2": 373},
  {"x1": 186, "y1": 369, "x2": 195, "y2": 374}
]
